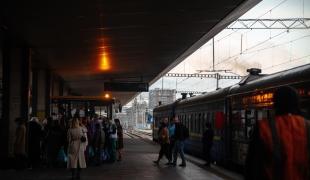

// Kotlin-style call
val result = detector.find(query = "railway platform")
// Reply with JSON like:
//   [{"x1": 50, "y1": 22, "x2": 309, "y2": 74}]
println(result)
[{"x1": 0, "y1": 133, "x2": 242, "y2": 180}]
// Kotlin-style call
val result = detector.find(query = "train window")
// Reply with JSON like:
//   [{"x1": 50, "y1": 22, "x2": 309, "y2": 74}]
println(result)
[
  {"x1": 196, "y1": 114, "x2": 199, "y2": 134},
  {"x1": 201, "y1": 113, "x2": 205, "y2": 133},
  {"x1": 186, "y1": 115, "x2": 189, "y2": 128},
  {"x1": 197, "y1": 114, "x2": 200, "y2": 134},
  {"x1": 193, "y1": 114, "x2": 195, "y2": 133},
  {"x1": 191, "y1": 114, "x2": 194, "y2": 132},
  {"x1": 198, "y1": 113, "x2": 202, "y2": 134},
  {"x1": 192, "y1": 114, "x2": 195, "y2": 132},
  {"x1": 193, "y1": 114, "x2": 197, "y2": 133},
  {"x1": 211, "y1": 112, "x2": 215, "y2": 128},
  {"x1": 185, "y1": 118, "x2": 188, "y2": 129}
]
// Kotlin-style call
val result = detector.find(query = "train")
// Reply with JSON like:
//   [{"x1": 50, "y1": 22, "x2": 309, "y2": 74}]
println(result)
[{"x1": 152, "y1": 64, "x2": 310, "y2": 170}]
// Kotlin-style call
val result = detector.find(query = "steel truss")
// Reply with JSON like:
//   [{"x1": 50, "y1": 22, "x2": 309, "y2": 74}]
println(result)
[
  {"x1": 227, "y1": 18, "x2": 310, "y2": 30},
  {"x1": 176, "y1": 91, "x2": 204, "y2": 94},
  {"x1": 165, "y1": 73, "x2": 243, "y2": 79}
]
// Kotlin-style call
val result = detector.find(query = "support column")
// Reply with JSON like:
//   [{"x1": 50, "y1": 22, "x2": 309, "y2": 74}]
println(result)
[
  {"x1": 45, "y1": 70, "x2": 51, "y2": 117},
  {"x1": 33, "y1": 69, "x2": 51, "y2": 119},
  {"x1": 2, "y1": 46, "x2": 31, "y2": 161},
  {"x1": 31, "y1": 68, "x2": 38, "y2": 116}
]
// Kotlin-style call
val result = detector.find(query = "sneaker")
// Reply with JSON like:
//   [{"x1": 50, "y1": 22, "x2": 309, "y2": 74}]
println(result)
[{"x1": 179, "y1": 163, "x2": 186, "y2": 167}]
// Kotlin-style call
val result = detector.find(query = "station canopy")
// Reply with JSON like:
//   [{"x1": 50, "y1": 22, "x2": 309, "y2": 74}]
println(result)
[{"x1": 1, "y1": 0, "x2": 259, "y2": 104}]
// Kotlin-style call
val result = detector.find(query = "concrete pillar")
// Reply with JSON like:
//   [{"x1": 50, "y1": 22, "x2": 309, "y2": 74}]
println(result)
[
  {"x1": 2, "y1": 46, "x2": 31, "y2": 159},
  {"x1": 63, "y1": 86, "x2": 70, "y2": 96},
  {"x1": 52, "y1": 74, "x2": 60, "y2": 97},
  {"x1": 59, "y1": 78, "x2": 64, "y2": 96},
  {"x1": 31, "y1": 68, "x2": 38, "y2": 117},
  {"x1": 32, "y1": 69, "x2": 51, "y2": 119},
  {"x1": 45, "y1": 70, "x2": 51, "y2": 117},
  {"x1": 0, "y1": 30, "x2": 6, "y2": 164}
]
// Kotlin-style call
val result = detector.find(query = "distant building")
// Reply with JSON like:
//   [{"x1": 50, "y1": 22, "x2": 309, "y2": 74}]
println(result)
[{"x1": 149, "y1": 88, "x2": 176, "y2": 109}]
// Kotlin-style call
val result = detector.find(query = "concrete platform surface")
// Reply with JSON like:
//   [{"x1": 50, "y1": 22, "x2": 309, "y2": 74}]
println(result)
[{"x1": 0, "y1": 134, "x2": 241, "y2": 180}]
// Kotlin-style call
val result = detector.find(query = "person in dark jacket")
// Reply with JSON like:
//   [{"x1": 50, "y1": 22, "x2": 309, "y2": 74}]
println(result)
[
  {"x1": 28, "y1": 117, "x2": 43, "y2": 168},
  {"x1": 172, "y1": 116, "x2": 187, "y2": 167},
  {"x1": 202, "y1": 122, "x2": 214, "y2": 166},
  {"x1": 93, "y1": 123, "x2": 102, "y2": 165},
  {"x1": 114, "y1": 119, "x2": 124, "y2": 161}
]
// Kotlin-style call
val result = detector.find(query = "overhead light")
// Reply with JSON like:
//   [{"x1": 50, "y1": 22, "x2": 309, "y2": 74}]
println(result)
[
  {"x1": 104, "y1": 93, "x2": 110, "y2": 99},
  {"x1": 99, "y1": 53, "x2": 110, "y2": 71}
]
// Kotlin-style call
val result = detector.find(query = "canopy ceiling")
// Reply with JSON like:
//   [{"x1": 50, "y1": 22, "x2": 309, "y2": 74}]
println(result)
[{"x1": 1, "y1": 0, "x2": 260, "y2": 104}]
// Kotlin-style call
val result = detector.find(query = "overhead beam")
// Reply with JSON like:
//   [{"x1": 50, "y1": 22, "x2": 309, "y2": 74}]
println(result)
[
  {"x1": 227, "y1": 18, "x2": 310, "y2": 29},
  {"x1": 176, "y1": 90, "x2": 204, "y2": 94},
  {"x1": 165, "y1": 73, "x2": 244, "y2": 79}
]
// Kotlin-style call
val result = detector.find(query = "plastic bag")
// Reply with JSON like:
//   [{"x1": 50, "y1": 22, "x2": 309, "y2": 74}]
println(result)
[
  {"x1": 57, "y1": 146, "x2": 67, "y2": 163},
  {"x1": 88, "y1": 146, "x2": 95, "y2": 158},
  {"x1": 101, "y1": 149, "x2": 109, "y2": 161}
]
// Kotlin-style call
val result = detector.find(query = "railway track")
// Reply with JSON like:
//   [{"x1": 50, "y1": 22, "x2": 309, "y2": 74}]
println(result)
[{"x1": 125, "y1": 130, "x2": 153, "y2": 142}]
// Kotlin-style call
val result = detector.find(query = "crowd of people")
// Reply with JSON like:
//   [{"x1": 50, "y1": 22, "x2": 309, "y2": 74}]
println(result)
[
  {"x1": 13, "y1": 115, "x2": 124, "y2": 179},
  {"x1": 12, "y1": 86, "x2": 310, "y2": 179}
]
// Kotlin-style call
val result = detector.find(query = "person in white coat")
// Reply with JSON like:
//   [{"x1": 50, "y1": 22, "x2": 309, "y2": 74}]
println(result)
[{"x1": 67, "y1": 118, "x2": 87, "y2": 180}]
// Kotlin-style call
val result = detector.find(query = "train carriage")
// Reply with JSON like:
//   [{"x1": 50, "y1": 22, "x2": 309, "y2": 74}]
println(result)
[
  {"x1": 153, "y1": 64, "x2": 310, "y2": 170},
  {"x1": 227, "y1": 64, "x2": 310, "y2": 167},
  {"x1": 174, "y1": 88, "x2": 229, "y2": 165}
]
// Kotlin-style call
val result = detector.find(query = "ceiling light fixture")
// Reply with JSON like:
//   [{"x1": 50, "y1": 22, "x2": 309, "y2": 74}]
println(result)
[{"x1": 98, "y1": 13, "x2": 110, "y2": 71}]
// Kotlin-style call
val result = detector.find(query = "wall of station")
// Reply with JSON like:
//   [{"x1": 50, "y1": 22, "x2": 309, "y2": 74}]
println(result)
[{"x1": 0, "y1": 30, "x2": 71, "y2": 165}]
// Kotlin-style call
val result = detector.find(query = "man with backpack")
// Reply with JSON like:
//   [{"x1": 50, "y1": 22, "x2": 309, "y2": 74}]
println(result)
[{"x1": 172, "y1": 116, "x2": 189, "y2": 167}]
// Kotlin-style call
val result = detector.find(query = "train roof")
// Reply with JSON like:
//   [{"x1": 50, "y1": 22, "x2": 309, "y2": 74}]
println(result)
[
  {"x1": 154, "y1": 64, "x2": 310, "y2": 111},
  {"x1": 229, "y1": 64, "x2": 310, "y2": 95},
  {"x1": 177, "y1": 87, "x2": 230, "y2": 106}
]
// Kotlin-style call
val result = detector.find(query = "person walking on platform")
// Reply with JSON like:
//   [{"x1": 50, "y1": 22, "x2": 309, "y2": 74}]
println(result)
[
  {"x1": 114, "y1": 119, "x2": 124, "y2": 161},
  {"x1": 202, "y1": 122, "x2": 214, "y2": 167},
  {"x1": 28, "y1": 117, "x2": 43, "y2": 169},
  {"x1": 153, "y1": 117, "x2": 170, "y2": 165},
  {"x1": 172, "y1": 116, "x2": 188, "y2": 167},
  {"x1": 166, "y1": 119, "x2": 175, "y2": 165},
  {"x1": 245, "y1": 86, "x2": 310, "y2": 180},
  {"x1": 67, "y1": 118, "x2": 87, "y2": 180}
]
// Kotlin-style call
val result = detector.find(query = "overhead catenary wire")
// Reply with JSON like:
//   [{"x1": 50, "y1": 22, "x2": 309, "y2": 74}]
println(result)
[
  {"x1": 242, "y1": 34, "x2": 310, "y2": 55},
  {"x1": 263, "y1": 54, "x2": 310, "y2": 71},
  {"x1": 214, "y1": 22, "x2": 307, "y2": 68}
]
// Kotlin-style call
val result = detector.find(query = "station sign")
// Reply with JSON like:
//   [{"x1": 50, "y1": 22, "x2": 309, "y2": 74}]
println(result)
[{"x1": 104, "y1": 82, "x2": 149, "y2": 92}]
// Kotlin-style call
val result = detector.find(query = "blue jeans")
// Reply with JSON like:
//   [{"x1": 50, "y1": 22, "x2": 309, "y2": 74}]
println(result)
[{"x1": 173, "y1": 140, "x2": 186, "y2": 165}]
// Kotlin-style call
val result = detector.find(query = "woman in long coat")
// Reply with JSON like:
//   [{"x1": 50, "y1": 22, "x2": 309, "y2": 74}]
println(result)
[{"x1": 67, "y1": 118, "x2": 87, "y2": 180}]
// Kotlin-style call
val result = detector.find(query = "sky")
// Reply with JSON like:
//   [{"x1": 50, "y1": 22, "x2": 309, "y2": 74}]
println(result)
[{"x1": 126, "y1": 0, "x2": 310, "y2": 106}]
